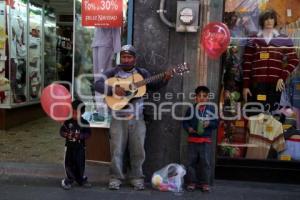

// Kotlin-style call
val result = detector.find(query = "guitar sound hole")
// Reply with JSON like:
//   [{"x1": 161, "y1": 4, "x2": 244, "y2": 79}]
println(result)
[
  {"x1": 125, "y1": 91, "x2": 132, "y2": 97},
  {"x1": 129, "y1": 84, "x2": 137, "y2": 91},
  {"x1": 125, "y1": 90, "x2": 138, "y2": 97}
]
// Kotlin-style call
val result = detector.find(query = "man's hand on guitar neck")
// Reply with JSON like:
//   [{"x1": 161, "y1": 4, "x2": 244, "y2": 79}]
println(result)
[
  {"x1": 163, "y1": 69, "x2": 174, "y2": 81},
  {"x1": 114, "y1": 85, "x2": 126, "y2": 97}
]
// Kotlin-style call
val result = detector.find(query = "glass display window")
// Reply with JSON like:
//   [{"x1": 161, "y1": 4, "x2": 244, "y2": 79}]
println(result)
[
  {"x1": 0, "y1": 1, "x2": 9, "y2": 104},
  {"x1": 28, "y1": 1, "x2": 42, "y2": 101},
  {"x1": 0, "y1": 0, "x2": 57, "y2": 108},
  {"x1": 73, "y1": 0, "x2": 133, "y2": 127},
  {"x1": 218, "y1": 0, "x2": 300, "y2": 162},
  {"x1": 43, "y1": 6, "x2": 57, "y2": 87},
  {"x1": 9, "y1": 0, "x2": 28, "y2": 104}
]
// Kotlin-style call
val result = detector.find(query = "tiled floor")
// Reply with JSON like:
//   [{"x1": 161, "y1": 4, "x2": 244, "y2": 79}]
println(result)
[{"x1": 0, "y1": 117, "x2": 64, "y2": 164}]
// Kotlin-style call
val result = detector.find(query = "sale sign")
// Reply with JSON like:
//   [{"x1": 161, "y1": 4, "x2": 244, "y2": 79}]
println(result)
[
  {"x1": 5, "y1": 0, "x2": 14, "y2": 8},
  {"x1": 82, "y1": 0, "x2": 123, "y2": 27}
]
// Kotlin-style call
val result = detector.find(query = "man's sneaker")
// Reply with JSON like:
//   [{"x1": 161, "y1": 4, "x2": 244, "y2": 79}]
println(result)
[
  {"x1": 108, "y1": 179, "x2": 121, "y2": 190},
  {"x1": 61, "y1": 179, "x2": 72, "y2": 190},
  {"x1": 130, "y1": 179, "x2": 145, "y2": 191},
  {"x1": 133, "y1": 183, "x2": 145, "y2": 191}
]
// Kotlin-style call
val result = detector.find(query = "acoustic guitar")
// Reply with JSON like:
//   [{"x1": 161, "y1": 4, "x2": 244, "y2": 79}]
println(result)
[{"x1": 105, "y1": 63, "x2": 190, "y2": 110}]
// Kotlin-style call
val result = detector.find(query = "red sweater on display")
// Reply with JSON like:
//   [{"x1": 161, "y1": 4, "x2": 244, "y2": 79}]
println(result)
[{"x1": 243, "y1": 30, "x2": 299, "y2": 88}]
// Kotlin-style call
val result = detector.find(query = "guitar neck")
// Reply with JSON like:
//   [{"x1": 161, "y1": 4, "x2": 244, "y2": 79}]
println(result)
[{"x1": 135, "y1": 72, "x2": 166, "y2": 88}]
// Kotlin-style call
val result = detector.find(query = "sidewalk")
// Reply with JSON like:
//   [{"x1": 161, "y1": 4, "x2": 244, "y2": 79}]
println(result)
[
  {"x1": 0, "y1": 117, "x2": 64, "y2": 164},
  {"x1": 1, "y1": 117, "x2": 300, "y2": 199},
  {"x1": 1, "y1": 161, "x2": 300, "y2": 200},
  {"x1": 0, "y1": 161, "x2": 109, "y2": 185}
]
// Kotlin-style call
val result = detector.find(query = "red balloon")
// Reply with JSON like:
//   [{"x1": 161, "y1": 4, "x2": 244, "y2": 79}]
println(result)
[
  {"x1": 201, "y1": 22, "x2": 230, "y2": 59},
  {"x1": 40, "y1": 84, "x2": 72, "y2": 122}
]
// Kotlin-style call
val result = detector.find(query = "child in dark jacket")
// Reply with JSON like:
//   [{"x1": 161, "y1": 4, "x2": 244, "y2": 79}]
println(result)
[
  {"x1": 60, "y1": 100, "x2": 91, "y2": 190},
  {"x1": 182, "y1": 86, "x2": 218, "y2": 192}
]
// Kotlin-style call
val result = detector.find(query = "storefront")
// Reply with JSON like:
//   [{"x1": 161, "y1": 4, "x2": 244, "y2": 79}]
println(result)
[
  {"x1": 1, "y1": 0, "x2": 300, "y2": 183},
  {"x1": 79, "y1": 0, "x2": 300, "y2": 183},
  {"x1": 0, "y1": 0, "x2": 74, "y2": 129},
  {"x1": 0, "y1": 0, "x2": 59, "y2": 107},
  {"x1": 0, "y1": 0, "x2": 59, "y2": 129},
  {"x1": 217, "y1": 0, "x2": 300, "y2": 183},
  {"x1": 72, "y1": 0, "x2": 223, "y2": 181}
]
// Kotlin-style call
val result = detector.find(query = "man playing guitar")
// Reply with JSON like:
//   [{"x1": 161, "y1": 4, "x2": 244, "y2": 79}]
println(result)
[{"x1": 95, "y1": 44, "x2": 173, "y2": 190}]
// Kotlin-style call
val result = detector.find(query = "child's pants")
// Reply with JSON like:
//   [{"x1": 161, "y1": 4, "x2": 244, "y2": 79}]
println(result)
[
  {"x1": 64, "y1": 141, "x2": 86, "y2": 185},
  {"x1": 186, "y1": 142, "x2": 212, "y2": 185}
]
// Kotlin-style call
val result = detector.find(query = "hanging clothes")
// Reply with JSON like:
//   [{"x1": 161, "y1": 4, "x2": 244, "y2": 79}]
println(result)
[
  {"x1": 91, "y1": 28, "x2": 121, "y2": 112},
  {"x1": 279, "y1": 134, "x2": 300, "y2": 161},
  {"x1": 91, "y1": 28, "x2": 121, "y2": 77},
  {"x1": 246, "y1": 113, "x2": 285, "y2": 159},
  {"x1": 242, "y1": 29, "x2": 299, "y2": 111}
]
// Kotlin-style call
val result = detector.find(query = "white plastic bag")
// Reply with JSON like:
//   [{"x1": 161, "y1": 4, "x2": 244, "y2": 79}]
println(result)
[{"x1": 151, "y1": 163, "x2": 186, "y2": 192}]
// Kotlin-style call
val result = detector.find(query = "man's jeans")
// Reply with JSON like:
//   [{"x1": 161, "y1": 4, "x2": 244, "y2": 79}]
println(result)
[
  {"x1": 109, "y1": 117, "x2": 146, "y2": 180},
  {"x1": 186, "y1": 142, "x2": 212, "y2": 185}
]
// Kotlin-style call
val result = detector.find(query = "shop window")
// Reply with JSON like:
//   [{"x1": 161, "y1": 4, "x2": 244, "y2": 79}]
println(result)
[
  {"x1": 28, "y1": 2, "x2": 43, "y2": 101},
  {"x1": 44, "y1": 6, "x2": 58, "y2": 87},
  {"x1": 73, "y1": 0, "x2": 133, "y2": 126},
  {"x1": 8, "y1": 0, "x2": 29, "y2": 104},
  {"x1": 0, "y1": 0, "x2": 58, "y2": 108},
  {"x1": 218, "y1": 0, "x2": 300, "y2": 162}
]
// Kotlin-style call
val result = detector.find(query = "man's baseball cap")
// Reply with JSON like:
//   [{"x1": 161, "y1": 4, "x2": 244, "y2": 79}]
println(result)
[{"x1": 120, "y1": 44, "x2": 136, "y2": 56}]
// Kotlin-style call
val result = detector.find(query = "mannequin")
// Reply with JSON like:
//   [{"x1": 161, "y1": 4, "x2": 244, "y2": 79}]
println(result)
[{"x1": 242, "y1": 10, "x2": 299, "y2": 111}]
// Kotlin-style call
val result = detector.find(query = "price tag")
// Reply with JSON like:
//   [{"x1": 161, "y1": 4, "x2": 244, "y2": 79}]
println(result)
[
  {"x1": 260, "y1": 52, "x2": 269, "y2": 59},
  {"x1": 296, "y1": 84, "x2": 300, "y2": 90},
  {"x1": 0, "y1": 42, "x2": 4, "y2": 49},
  {"x1": 283, "y1": 124, "x2": 292, "y2": 130},
  {"x1": 266, "y1": 126, "x2": 273, "y2": 133},
  {"x1": 235, "y1": 120, "x2": 245, "y2": 127},
  {"x1": 280, "y1": 155, "x2": 291, "y2": 161},
  {"x1": 257, "y1": 94, "x2": 267, "y2": 101}
]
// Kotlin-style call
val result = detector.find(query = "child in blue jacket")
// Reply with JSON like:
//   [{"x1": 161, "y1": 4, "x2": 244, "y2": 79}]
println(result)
[{"x1": 183, "y1": 86, "x2": 218, "y2": 192}]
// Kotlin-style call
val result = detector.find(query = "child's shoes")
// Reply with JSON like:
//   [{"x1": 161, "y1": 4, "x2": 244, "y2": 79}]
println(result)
[
  {"x1": 82, "y1": 176, "x2": 92, "y2": 188},
  {"x1": 186, "y1": 183, "x2": 196, "y2": 192},
  {"x1": 201, "y1": 184, "x2": 211, "y2": 192},
  {"x1": 61, "y1": 179, "x2": 72, "y2": 190}
]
